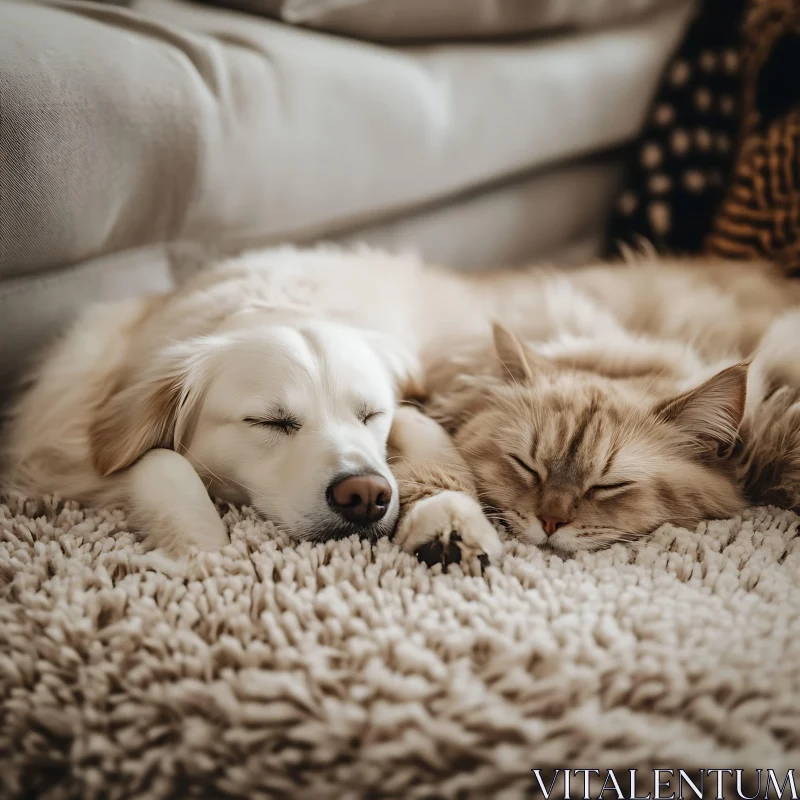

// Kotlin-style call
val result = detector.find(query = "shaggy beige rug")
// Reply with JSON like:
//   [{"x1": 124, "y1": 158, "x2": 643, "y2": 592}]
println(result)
[{"x1": 2, "y1": 494, "x2": 800, "y2": 799}]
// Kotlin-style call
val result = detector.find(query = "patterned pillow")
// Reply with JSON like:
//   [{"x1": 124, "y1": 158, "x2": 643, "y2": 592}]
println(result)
[
  {"x1": 609, "y1": 0, "x2": 800, "y2": 278},
  {"x1": 607, "y1": 0, "x2": 746, "y2": 255},
  {"x1": 706, "y1": 3, "x2": 800, "y2": 274}
]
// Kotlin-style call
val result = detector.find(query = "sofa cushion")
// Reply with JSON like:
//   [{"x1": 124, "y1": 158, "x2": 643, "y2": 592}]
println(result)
[
  {"x1": 333, "y1": 155, "x2": 627, "y2": 269},
  {"x1": 0, "y1": 247, "x2": 173, "y2": 398},
  {"x1": 0, "y1": 0, "x2": 694, "y2": 278},
  {"x1": 216, "y1": 0, "x2": 684, "y2": 42},
  {"x1": 0, "y1": 151, "x2": 627, "y2": 398}
]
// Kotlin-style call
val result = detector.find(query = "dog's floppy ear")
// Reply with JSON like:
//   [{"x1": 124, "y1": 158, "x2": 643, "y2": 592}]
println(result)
[
  {"x1": 89, "y1": 339, "x2": 218, "y2": 477},
  {"x1": 362, "y1": 330, "x2": 426, "y2": 402}
]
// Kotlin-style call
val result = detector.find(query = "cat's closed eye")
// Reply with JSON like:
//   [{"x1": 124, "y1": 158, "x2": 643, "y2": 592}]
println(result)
[
  {"x1": 509, "y1": 454, "x2": 541, "y2": 483},
  {"x1": 585, "y1": 481, "x2": 635, "y2": 500}
]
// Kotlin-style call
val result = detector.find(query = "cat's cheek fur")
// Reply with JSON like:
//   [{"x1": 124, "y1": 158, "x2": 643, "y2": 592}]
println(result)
[
  {"x1": 519, "y1": 519, "x2": 547, "y2": 547},
  {"x1": 455, "y1": 414, "x2": 538, "y2": 519},
  {"x1": 548, "y1": 526, "x2": 593, "y2": 552},
  {"x1": 518, "y1": 514, "x2": 604, "y2": 552}
]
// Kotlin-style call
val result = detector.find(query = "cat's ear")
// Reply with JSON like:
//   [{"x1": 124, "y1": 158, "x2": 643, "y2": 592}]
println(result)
[
  {"x1": 655, "y1": 363, "x2": 748, "y2": 450},
  {"x1": 492, "y1": 323, "x2": 551, "y2": 383}
]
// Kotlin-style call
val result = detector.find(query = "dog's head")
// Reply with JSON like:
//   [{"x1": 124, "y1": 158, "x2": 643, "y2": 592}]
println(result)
[{"x1": 90, "y1": 309, "x2": 423, "y2": 542}]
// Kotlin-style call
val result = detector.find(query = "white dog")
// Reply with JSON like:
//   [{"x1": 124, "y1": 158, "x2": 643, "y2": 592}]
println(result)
[{"x1": 1, "y1": 246, "x2": 502, "y2": 565}]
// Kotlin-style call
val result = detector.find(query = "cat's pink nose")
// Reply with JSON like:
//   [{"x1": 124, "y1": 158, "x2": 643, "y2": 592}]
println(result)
[{"x1": 539, "y1": 515, "x2": 570, "y2": 536}]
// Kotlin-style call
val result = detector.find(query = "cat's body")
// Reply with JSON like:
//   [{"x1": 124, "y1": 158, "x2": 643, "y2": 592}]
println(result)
[{"x1": 424, "y1": 258, "x2": 800, "y2": 552}]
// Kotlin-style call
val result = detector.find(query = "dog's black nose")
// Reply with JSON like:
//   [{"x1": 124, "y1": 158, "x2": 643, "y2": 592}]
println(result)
[{"x1": 327, "y1": 473, "x2": 392, "y2": 526}]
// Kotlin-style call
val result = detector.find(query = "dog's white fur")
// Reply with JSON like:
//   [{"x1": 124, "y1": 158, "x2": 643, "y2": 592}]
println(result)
[{"x1": 1, "y1": 247, "x2": 499, "y2": 559}]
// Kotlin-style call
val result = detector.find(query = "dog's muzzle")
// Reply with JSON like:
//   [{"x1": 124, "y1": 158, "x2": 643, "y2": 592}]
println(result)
[{"x1": 326, "y1": 471, "x2": 392, "y2": 526}]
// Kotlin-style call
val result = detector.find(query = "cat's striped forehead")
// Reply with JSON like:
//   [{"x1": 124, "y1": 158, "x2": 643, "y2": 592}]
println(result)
[{"x1": 512, "y1": 383, "x2": 654, "y2": 483}]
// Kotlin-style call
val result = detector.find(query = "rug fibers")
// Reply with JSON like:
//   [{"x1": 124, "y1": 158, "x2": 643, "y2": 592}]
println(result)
[{"x1": 2, "y1": 495, "x2": 800, "y2": 798}]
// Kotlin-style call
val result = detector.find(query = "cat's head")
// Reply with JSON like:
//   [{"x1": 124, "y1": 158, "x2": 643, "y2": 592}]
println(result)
[{"x1": 434, "y1": 324, "x2": 747, "y2": 553}]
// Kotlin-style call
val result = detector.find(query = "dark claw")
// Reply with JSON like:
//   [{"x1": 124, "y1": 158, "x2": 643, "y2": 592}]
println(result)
[
  {"x1": 416, "y1": 539, "x2": 445, "y2": 567},
  {"x1": 416, "y1": 532, "x2": 464, "y2": 569},
  {"x1": 478, "y1": 553, "x2": 490, "y2": 572},
  {"x1": 443, "y1": 532, "x2": 462, "y2": 567}
]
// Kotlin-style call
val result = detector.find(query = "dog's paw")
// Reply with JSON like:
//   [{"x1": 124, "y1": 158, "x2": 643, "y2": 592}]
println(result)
[{"x1": 394, "y1": 491, "x2": 502, "y2": 571}]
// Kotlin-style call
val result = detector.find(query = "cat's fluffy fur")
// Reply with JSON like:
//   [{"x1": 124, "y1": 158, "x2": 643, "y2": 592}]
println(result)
[
  {"x1": 425, "y1": 258, "x2": 800, "y2": 552},
  {"x1": 431, "y1": 332, "x2": 749, "y2": 551}
]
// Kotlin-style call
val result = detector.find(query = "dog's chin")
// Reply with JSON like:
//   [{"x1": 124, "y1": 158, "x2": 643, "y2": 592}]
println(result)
[
  {"x1": 300, "y1": 513, "x2": 398, "y2": 544},
  {"x1": 300, "y1": 522, "x2": 394, "y2": 542},
  {"x1": 252, "y1": 500, "x2": 400, "y2": 544}
]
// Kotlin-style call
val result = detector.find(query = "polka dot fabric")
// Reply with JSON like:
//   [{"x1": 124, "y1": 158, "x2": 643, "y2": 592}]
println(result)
[
  {"x1": 608, "y1": 0, "x2": 747, "y2": 254},
  {"x1": 706, "y1": 1, "x2": 800, "y2": 274}
]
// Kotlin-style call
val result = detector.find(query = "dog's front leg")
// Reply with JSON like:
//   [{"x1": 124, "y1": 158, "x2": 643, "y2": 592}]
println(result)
[
  {"x1": 116, "y1": 448, "x2": 229, "y2": 556},
  {"x1": 388, "y1": 406, "x2": 502, "y2": 570}
]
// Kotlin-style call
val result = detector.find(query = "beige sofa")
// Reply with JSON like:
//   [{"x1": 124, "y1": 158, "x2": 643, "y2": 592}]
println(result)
[{"x1": 0, "y1": 0, "x2": 695, "y2": 393}]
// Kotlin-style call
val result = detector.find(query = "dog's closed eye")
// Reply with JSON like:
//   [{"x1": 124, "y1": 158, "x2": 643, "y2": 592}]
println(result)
[
  {"x1": 244, "y1": 416, "x2": 302, "y2": 434},
  {"x1": 357, "y1": 403, "x2": 385, "y2": 425}
]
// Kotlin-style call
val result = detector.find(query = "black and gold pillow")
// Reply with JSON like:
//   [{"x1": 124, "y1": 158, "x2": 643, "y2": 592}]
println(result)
[
  {"x1": 609, "y1": 0, "x2": 800, "y2": 277},
  {"x1": 607, "y1": 0, "x2": 746, "y2": 255},
  {"x1": 706, "y1": 1, "x2": 800, "y2": 275}
]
